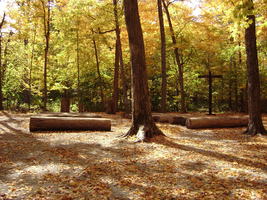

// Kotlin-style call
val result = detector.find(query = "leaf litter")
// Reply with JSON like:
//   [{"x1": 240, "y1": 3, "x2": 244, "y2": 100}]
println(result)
[{"x1": 0, "y1": 112, "x2": 266, "y2": 200}]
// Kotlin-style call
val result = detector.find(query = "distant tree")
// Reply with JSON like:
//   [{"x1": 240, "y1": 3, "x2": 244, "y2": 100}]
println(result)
[
  {"x1": 162, "y1": 0, "x2": 186, "y2": 113},
  {"x1": 123, "y1": 0, "x2": 164, "y2": 140},
  {"x1": 158, "y1": 0, "x2": 167, "y2": 113},
  {"x1": 244, "y1": 0, "x2": 266, "y2": 135}
]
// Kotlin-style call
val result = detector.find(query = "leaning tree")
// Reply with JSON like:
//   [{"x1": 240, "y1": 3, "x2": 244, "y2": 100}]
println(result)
[{"x1": 123, "y1": 0, "x2": 164, "y2": 140}]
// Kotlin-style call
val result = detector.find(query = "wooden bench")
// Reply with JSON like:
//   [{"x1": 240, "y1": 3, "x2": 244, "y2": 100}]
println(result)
[
  {"x1": 30, "y1": 116, "x2": 111, "y2": 132},
  {"x1": 186, "y1": 116, "x2": 248, "y2": 129}
]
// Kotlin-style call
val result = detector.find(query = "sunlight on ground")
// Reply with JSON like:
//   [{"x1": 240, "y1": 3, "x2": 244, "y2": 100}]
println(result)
[
  {"x1": 0, "y1": 113, "x2": 266, "y2": 199},
  {"x1": 24, "y1": 163, "x2": 72, "y2": 176}
]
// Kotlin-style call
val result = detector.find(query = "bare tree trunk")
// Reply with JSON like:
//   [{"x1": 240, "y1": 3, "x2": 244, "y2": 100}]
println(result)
[
  {"x1": 244, "y1": 0, "x2": 266, "y2": 135},
  {"x1": 41, "y1": 0, "x2": 51, "y2": 111},
  {"x1": 113, "y1": 0, "x2": 128, "y2": 112},
  {"x1": 123, "y1": 0, "x2": 164, "y2": 140},
  {"x1": 92, "y1": 38, "x2": 104, "y2": 106},
  {"x1": 162, "y1": 0, "x2": 186, "y2": 113},
  {"x1": 158, "y1": 0, "x2": 167, "y2": 113}
]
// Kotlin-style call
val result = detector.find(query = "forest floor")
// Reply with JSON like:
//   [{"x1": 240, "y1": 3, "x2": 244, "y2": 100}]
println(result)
[{"x1": 0, "y1": 111, "x2": 267, "y2": 200}]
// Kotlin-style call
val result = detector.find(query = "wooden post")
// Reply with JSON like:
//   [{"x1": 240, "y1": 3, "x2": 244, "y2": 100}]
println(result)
[
  {"x1": 60, "y1": 90, "x2": 70, "y2": 112},
  {"x1": 199, "y1": 70, "x2": 222, "y2": 115}
]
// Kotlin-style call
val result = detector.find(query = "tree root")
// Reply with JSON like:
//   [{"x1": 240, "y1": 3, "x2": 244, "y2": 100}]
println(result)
[{"x1": 121, "y1": 123, "x2": 165, "y2": 142}]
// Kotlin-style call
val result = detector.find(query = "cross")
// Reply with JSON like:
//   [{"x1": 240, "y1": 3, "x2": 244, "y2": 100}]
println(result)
[{"x1": 198, "y1": 70, "x2": 223, "y2": 115}]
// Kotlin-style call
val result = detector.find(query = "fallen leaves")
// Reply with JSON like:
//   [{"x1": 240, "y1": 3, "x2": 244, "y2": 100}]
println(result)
[{"x1": 0, "y1": 113, "x2": 266, "y2": 199}]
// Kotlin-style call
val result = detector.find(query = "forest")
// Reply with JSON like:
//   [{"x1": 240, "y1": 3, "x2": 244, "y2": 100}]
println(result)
[
  {"x1": 0, "y1": 0, "x2": 267, "y2": 199},
  {"x1": 0, "y1": 0, "x2": 265, "y2": 114}
]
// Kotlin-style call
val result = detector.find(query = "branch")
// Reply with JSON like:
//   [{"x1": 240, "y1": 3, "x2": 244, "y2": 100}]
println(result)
[
  {"x1": 0, "y1": 13, "x2": 6, "y2": 29},
  {"x1": 92, "y1": 28, "x2": 116, "y2": 35}
]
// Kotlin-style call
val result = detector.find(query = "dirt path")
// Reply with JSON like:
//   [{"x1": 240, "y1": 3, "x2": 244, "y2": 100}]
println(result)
[{"x1": 0, "y1": 112, "x2": 267, "y2": 199}]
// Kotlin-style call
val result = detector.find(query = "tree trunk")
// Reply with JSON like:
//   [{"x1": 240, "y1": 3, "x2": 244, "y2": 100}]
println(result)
[
  {"x1": 113, "y1": 0, "x2": 128, "y2": 112},
  {"x1": 110, "y1": 39, "x2": 120, "y2": 114},
  {"x1": 110, "y1": 0, "x2": 121, "y2": 114},
  {"x1": 76, "y1": 23, "x2": 83, "y2": 113},
  {"x1": 92, "y1": 38, "x2": 104, "y2": 106},
  {"x1": 228, "y1": 58, "x2": 233, "y2": 111},
  {"x1": 29, "y1": 29, "x2": 36, "y2": 111},
  {"x1": 162, "y1": 0, "x2": 186, "y2": 113},
  {"x1": 123, "y1": 0, "x2": 164, "y2": 140},
  {"x1": 0, "y1": 14, "x2": 5, "y2": 111},
  {"x1": 158, "y1": 0, "x2": 167, "y2": 113},
  {"x1": 244, "y1": 0, "x2": 266, "y2": 135},
  {"x1": 41, "y1": 0, "x2": 51, "y2": 111},
  {"x1": 233, "y1": 58, "x2": 239, "y2": 111}
]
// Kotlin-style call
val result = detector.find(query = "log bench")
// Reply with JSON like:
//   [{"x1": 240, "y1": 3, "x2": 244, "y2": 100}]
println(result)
[
  {"x1": 38, "y1": 112, "x2": 102, "y2": 118},
  {"x1": 185, "y1": 116, "x2": 249, "y2": 129},
  {"x1": 30, "y1": 116, "x2": 111, "y2": 132},
  {"x1": 120, "y1": 112, "x2": 249, "y2": 129},
  {"x1": 152, "y1": 115, "x2": 172, "y2": 123}
]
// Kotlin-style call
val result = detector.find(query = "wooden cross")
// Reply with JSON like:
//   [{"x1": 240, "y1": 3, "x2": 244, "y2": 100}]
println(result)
[{"x1": 198, "y1": 70, "x2": 223, "y2": 115}]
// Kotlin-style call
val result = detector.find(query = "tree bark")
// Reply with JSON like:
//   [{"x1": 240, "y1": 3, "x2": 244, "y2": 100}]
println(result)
[
  {"x1": 162, "y1": 0, "x2": 186, "y2": 113},
  {"x1": 158, "y1": 0, "x2": 167, "y2": 113},
  {"x1": 244, "y1": 0, "x2": 266, "y2": 135},
  {"x1": 123, "y1": 0, "x2": 164, "y2": 140}
]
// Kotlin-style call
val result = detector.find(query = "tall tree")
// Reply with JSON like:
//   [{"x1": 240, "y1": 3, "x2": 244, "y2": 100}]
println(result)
[
  {"x1": 244, "y1": 0, "x2": 266, "y2": 135},
  {"x1": 158, "y1": 0, "x2": 167, "y2": 113},
  {"x1": 109, "y1": 0, "x2": 121, "y2": 114},
  {"x1": 0, "y1": 13, "x2": 6, "y2": 110},
  {"x1": 123, "y1": 0, "x2": 164, "y2": 140},
  {"x1": 41, "y1": 0, "x2": 51, "y2": 111},
  {"x1": 162, "y1": 0, "x2": 186, "y2": 113}
]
